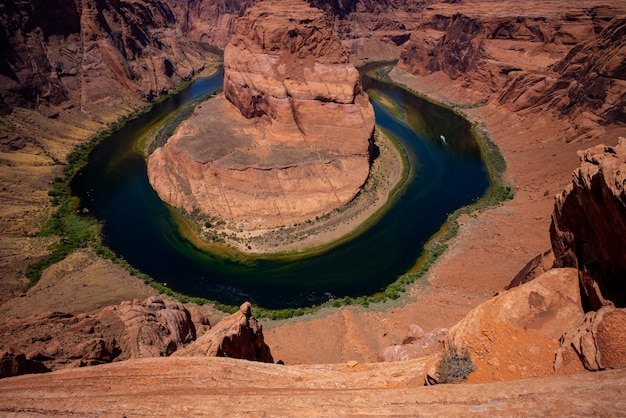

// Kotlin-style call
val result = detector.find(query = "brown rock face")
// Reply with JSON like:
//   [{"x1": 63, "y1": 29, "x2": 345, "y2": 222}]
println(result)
[
  {"x1": 398, "y1": 4, "x2": 625, "y2": 138},
  {"x1": 0, "y1": 297, "x2": 196, "y2": 374},
  {"x1": 0, "y1": 350, "x2": 49, "y2": 379},
  {"x1": 447, "y1": 268, "x2": 584, "y2": 382},
  {"x1": 99, "y1": 297, "x2": 197, "y2": 358},
  {"x1": 556, "y1": 306, "x2": 626, "y2": 372},
  {"x1": 550, "y1": 138, "x2": 626, "y2": 310},
  {"x1": 0, "y1": 0, "x2": 212, "y2": 117},
  {"x1": 148, "y1": 0, "x2": 375, "y2": 230},
  {"x1": 174, "y1": 302, "x2": 273, "y2": 363}
]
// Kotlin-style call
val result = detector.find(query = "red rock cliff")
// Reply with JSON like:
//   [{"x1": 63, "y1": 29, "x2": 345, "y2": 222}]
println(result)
[{"x1": 148, "y1": 0, "x2": 375, "y2": 231}]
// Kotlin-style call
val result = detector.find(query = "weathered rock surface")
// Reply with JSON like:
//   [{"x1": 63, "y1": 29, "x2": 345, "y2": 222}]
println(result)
[
  {"x1": 550, "y1": 138, "x2": 626, "y2": 310},
  {"x1": 1, "y1": 356, "x2": 626, "y2": 416},
  {"x1": 174, "y1": 302, "x2": 273, "y2": 362},
  {"x1": 398, "y1": 2, "x2": 626, "y2": 140},
  {"x1": 0, "y1": 350, "x2": 49, "y2": 379},
  {"x1": 99, "y1": 297, "x2": 197, "y2": 358},
  {"x1": 0, "y1": 297, "x2": 196, "y2": 373},
  {"x1": 447, "y1": 268, "x2": 584, "y2": 382},
  {"x1": 377, "y1": 325, "x2": 447, "y2": 362},
  {"x1": 0, "y1": 0, "x2": 212, "y2": 117},
  {"x1": 148, "y1": 0, "x2": 375, "y2": 230},
  {"x1": 556, "y1": 306, "x2": 626, "y2": 372}
]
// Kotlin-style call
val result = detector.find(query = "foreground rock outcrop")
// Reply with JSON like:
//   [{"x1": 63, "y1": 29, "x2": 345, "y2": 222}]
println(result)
[
  {"x1": 446, "y1": 268, "x2": 584, "y2": 382},
  {"x1": 174, "y1": 302, "x2": 273, "y2": 362},
  {"x1": 1, "y1": 356, "x2": 626, "y2": 416},
  {"x1": 0, "y1": 297, "x2": 197, "y2": 375},
  {"x1": 556, "y1": 305, "x2": 626, "y2": 372},
  {"x1": 148, "y1": 0, "x2": 375, "y2": 231},
  {"x1": 551, "y1": 138, "x2": 626, "y2": 310}
]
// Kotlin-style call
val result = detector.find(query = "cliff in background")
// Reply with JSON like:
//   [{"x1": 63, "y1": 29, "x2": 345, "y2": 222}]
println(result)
[
  {"x1": 0, "y1": 0, "x2": 213, "y2": 118},
  {"x1": 398, "y1": 2, "x2": 625, "y2": 141}
]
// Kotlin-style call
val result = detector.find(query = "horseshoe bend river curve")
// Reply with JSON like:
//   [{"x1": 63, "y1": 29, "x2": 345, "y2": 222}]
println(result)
[{"x1": 71, "y1": 65, "x2": 489, "y2": 309}]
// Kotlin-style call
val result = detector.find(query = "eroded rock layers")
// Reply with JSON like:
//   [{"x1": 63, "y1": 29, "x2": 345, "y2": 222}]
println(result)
[
  {"x1": 398, "y1": 5, "x2": 626, "y2": 139},
  {"x1": 0, "y1": 0, "x2": 212, "y2": 119},
  {"x1": 148, "y1": 0, "x2": 375, "y2": 230},
  {"x1": 550, "y1": 138, "x2": 626, "y2": 311}
]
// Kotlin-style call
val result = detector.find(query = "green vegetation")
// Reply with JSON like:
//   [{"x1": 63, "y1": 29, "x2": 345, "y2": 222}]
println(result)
[
  {"x1": 24, "y1": 114, "x2": 144, "y2": 289},
  {"x1": 28, "y1": 63, "x2": 515, "y2": 320},
  {"x1": 436, "y1": 344, "x2": 476, "y2": 384}
]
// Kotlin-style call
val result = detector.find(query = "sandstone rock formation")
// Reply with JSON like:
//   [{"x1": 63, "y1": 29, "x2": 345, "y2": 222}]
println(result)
[
  {"x1": 0, "y1": 0, "x2": 212, "y2": 118},
  {"x1": 556, "y1": 305, "x2": 626, "y2": 372},
  {"x1": 148, "y1": 0, "x2": 375, "y2": 231},
  {"x1": 0, "y1": 350, "x2": 49, "y2": 379},
  {"x1": 99, "y1": 297, "x2": 197, "y2": 358},
  {"x1": 550, "y1": 138, "x2": 626, "y2": 310},
  {"x1": 1, "y1": 355, "x2": 626, "y2": 416},
  {"x1": 398, "y1": 3, "x2": 625, "y2": 140},
  {"x1": 0, "y1": 297, "x2": 197, "y2": 373},
  {"x1": 174, "y1": 302, "x2": 273, "y2": 362},
  {"x1": 447, "y1": 268, "x2": 584, "y2": 382}
]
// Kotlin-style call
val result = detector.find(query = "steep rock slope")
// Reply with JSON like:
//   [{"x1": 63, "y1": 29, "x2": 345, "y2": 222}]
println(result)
[
  {"x1": 551, "y1": 138, "x2": 626, "y2": 310},
  {"x1": 148, "y1": 0, "x2": 375, "y2": 230},
  {"x1": 0, "y1": 0, "x2": 216, "y2": 299},
  {"x1": 0, "y1": 0, "x2": 211, "y2": 118},
  {"x1": 398, "y1": 2, "x2": 625, "y2": 140}
]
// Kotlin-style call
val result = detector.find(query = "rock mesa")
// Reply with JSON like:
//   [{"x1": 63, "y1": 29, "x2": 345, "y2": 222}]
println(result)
[{"x1": 148, "y1": 0, "x2": 375, "y2": 231}]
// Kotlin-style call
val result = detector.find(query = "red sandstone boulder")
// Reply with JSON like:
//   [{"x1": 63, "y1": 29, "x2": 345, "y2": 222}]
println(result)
[
  {"x1": 174, "y1": 302, "x2": 273, "y2": 363},
  {"x1": 556, "y1": 306, "x2": 626, "y2": 372},
  {"x1": 0, "y1": 350, "x2": 49, "y2": 379},
  {"x1": 447, "y1": 268, "x2": 584, "y2": 382},
  {"x1": 0, "y1": 298, "x2": 197, "y2": 375},
  {"x1": 99, "y1": 297, "x2": 196, "y2": 358}
]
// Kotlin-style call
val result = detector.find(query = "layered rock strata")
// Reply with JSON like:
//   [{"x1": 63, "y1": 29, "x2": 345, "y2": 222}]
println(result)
[
  {"x1": 550, "y1": 138, "x2": 626, "y2": 310},
  {"x1": 149, "y1": 0, "x2": 375, "y2": 231},
  {"x1": 398, "y1": 3, "x2": 626, "y2": 139}
]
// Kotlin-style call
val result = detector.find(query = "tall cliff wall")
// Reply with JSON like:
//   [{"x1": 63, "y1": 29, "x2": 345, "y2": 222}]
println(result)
[
  {"x1": 550, "y1": 138, "x2": 626, "y2": 311},
  {"x1": 0, "y1": 0, "x2": 214, "y2": 119},
  {"x1": 398, "y1": 3, "x2": 626, "y2": 139}
]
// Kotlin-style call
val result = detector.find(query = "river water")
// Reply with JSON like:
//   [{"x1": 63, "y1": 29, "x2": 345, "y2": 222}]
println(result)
[{"x1": 72, "y1": 67, "x2": 488, "y2": 309}]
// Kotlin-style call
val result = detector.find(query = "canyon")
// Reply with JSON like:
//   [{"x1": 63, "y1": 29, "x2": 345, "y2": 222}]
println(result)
[{"x1": 0, "y1": 0, "x2": 626, "y2": 415}]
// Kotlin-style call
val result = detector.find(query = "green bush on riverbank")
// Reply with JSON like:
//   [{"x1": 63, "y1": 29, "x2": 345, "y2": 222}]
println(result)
[{"x1": 29, "y1": 64, "x2": 514, "y2": 320}]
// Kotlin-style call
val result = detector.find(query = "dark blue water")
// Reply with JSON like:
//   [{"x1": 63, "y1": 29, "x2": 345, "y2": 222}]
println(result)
[{"x1": 72, "y1": 67, "x2": 489, "y2": 309}]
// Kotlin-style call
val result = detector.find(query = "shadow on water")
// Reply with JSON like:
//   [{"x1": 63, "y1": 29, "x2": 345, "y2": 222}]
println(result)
[{"x1": 71, "y1": 66, "x2": 489, "y2": 309}]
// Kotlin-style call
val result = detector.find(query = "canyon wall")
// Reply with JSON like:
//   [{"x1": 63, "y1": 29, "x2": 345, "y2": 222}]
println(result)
[
  {"x1": 550, "y1": 138, "x2": 626, "y2": 311},
  {"x1": 148, "y1": 0, "x2": 375, "y2": 231},
  {"x1": 398, "y1": 2, "x2": 625, "y2": 140},
  {"x1": 0, "y1": 0, "x2": 213, "y2": 119}
]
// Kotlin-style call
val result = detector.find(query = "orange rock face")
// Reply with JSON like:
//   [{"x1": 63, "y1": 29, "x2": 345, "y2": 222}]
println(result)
[{"x1": 148, "y1": 0, "x2": 375, "y2": 230}]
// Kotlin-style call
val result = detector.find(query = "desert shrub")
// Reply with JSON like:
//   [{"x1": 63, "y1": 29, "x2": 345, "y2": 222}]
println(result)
[{"x1": 436, "y1": 344, "x2": 476, "y2": 384}]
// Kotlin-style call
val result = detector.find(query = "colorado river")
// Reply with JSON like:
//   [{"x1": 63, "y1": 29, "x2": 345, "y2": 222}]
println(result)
[{"x1": 72, "y1": 66, "x2": 489, "y2": 309}]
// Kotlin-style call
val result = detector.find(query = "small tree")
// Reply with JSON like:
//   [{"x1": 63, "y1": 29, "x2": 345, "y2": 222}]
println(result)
[{"x1": 436, "y1": 344, "x2": 476, "y2": 384}]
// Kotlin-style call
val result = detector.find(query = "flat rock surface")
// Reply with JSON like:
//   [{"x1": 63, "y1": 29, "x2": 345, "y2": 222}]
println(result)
[{"x1": 1, "y1": 356, "x2": 625, "y2": 416}]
